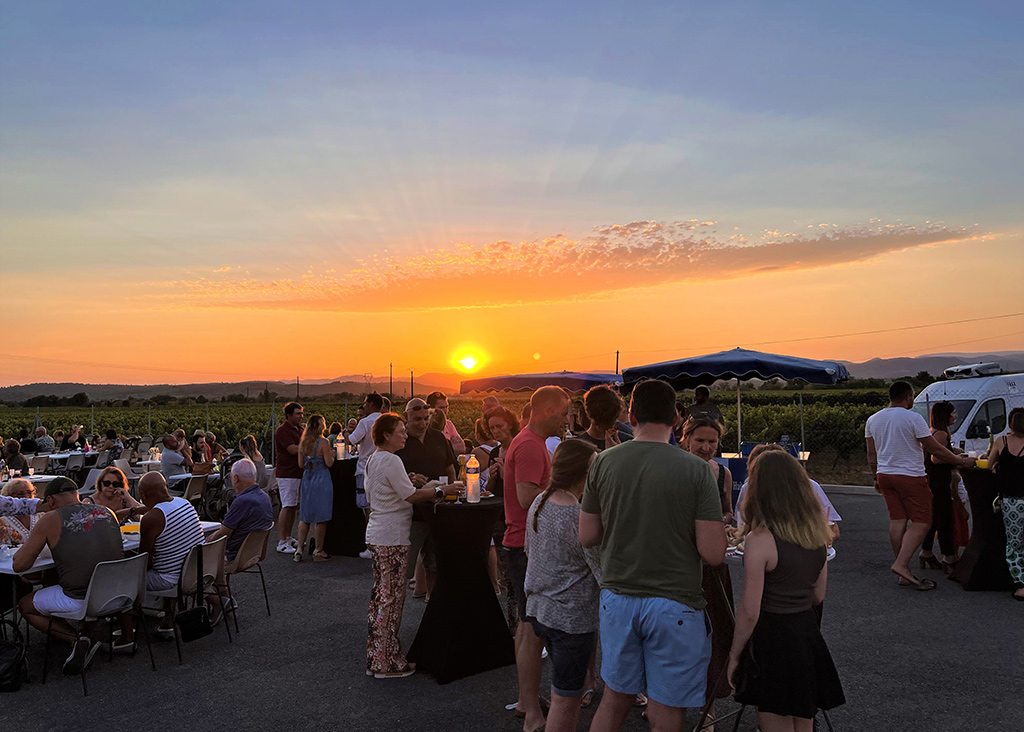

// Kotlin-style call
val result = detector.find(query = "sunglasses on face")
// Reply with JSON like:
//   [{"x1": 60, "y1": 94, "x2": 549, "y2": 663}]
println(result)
[
  {"x1": 409, "y1": 405, "x2": 428, "y2": 411},
  {"x1": 100, "y1": 480, "x2": 124, "y2": 488}
]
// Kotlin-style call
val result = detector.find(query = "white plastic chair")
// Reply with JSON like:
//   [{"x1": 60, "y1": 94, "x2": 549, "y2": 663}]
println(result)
[
  {"x1": 147, "y1": 536, "x2": 233, "y2": 664},
  {"x1": 224, "y1": 523, "x2": 274, "y2": 630},
  {"x1": 63, "y1": 453, "x2": 86, "y2": 479},
  {"x1": 94, "y1": 450, "x2": 112, "y2": 469},
  {"x1": 42, "y1": 553, "x2": 154, "y2": 695},
  {"x1": 30, "y1": 455, "x2": 49, "y2": 474},
  {"x1": 81, "y1": 468, "x2": 103, "y2": 495}
]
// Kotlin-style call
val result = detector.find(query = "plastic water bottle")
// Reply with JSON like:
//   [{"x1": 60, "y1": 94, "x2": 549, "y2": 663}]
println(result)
[{"x1": 466, "y1": 455, "x2": 480, "y2": 503}]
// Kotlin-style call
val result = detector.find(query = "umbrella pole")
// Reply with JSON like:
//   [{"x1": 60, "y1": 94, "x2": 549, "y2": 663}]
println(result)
[
  {"x1": 736, "y1": 384, "x2": 742, "y2": 452},
  {"x1": 799, "y1": 392, "x2": 806, "y2": 454}
]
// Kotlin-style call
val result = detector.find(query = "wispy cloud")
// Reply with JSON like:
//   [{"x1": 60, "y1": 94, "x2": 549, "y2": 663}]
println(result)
[{"x1": 168, "y1": 220, "x2": 979, "y2": 313}]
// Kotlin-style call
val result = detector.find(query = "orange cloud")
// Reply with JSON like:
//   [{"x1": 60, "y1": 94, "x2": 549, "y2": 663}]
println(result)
[{"x1": 171, "y1": 220, "x2": 978, "y2": 313}]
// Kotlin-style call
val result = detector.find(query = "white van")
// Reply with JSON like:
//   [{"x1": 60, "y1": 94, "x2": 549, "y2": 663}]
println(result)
[{"x1": 912, "y1": 364, "x2": 1023, "y2": 454}]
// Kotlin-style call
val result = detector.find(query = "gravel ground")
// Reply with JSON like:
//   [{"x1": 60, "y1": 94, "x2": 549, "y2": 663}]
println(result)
[{"x1": 5, "y1": 491, "x2": 1023, "y2": 731}]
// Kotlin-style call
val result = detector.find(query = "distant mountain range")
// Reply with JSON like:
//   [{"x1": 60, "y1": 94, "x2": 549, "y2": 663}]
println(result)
[{"x1": 2, "y1": 352, "x2": 1021, "y2": 402}]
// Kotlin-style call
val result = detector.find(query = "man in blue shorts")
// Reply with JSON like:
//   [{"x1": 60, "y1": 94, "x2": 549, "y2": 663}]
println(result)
[{"x1": 580, "y1": 379, "x2": 727, "y2": 732}]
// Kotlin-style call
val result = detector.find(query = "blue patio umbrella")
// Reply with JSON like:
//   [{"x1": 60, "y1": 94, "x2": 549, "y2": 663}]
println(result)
[
  {"x1": 622, "y1": 348, "x2": 849, "y2": 389},
  {"x1": 460, "y1": 371, "x2": 623, "y2": 394},
  {"x1": 622, "y1": 348, "x2": 850, "y2": 448}
]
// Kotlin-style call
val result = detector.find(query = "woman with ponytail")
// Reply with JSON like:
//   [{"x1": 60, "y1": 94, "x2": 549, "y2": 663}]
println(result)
[{"x1": 524, "y1": 438, "x2": 601, "y2": 732}]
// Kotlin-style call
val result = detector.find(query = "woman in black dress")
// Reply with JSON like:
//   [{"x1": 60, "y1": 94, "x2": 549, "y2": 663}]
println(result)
[
  {"x1": 728, "y1": 451, "x2": 844, "y2": 732},
  {"x1": 920, "y1": 401, "x2": 965, "y2": 572}
]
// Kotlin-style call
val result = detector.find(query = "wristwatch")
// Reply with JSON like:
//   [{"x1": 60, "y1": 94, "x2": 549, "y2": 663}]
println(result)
[{"x1": 434, "y1": 486, "x2": 444, "y2": 499}]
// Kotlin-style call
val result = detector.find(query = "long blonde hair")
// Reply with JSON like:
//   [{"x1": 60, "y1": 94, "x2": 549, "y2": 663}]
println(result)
[
  {"x1": 299, "y1": 415, "x2": 326, "y2": 458},
  {"x1": 745, "y1": 451, "x2": 832, "y2": 550}
]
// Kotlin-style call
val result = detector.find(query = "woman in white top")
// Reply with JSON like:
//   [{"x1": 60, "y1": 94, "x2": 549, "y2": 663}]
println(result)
[
  {"x1": 238, "y1": 435, "x2": 269, "y2": 491},
  {"x1": 363, "y1": 413, "x2": 461, "y2": 679}
]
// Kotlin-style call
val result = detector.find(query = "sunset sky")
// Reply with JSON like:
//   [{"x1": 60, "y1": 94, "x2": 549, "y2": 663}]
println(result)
[{"x1": 1, "y1": 2, "x2": 1022, "y2": 386}]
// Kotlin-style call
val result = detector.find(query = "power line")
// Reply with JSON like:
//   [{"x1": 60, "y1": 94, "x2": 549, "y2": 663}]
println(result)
[{"x1": 879, "y1": 329, "x2": 1024, "y2": 360}]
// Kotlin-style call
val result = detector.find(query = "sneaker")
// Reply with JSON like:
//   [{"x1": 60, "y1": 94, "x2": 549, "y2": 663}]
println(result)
[
  {"x1": 287, "y1": 537, "x2": 299, "y2": 549},
  {"x1": 276, "y1": 540, "x2": 296, "y2": 554},
  {"x1": 358, "y1": 549, "x2": 372, "y2": 560},
  {"x1": 63, "y1": 636, "x2": 101, "y2": 676},
  {"x1": 541, "y1": 647, "x2": 548, "y2": 660},
  {"x1": 293, "y1": 548, "x2": 304, "y2": 563}
]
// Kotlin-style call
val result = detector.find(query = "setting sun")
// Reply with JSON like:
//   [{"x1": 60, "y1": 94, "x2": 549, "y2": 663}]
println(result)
[{"x1": 458, "y1": 356, "x2": 479, "y2": 371}]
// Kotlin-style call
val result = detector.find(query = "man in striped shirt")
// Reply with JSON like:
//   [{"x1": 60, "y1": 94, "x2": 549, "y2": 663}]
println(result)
[{"x1": 138, "y1": 472, "x2": 205, "y2": 636}]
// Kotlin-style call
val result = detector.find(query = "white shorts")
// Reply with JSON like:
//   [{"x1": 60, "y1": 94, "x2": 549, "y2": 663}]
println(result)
[
  {"x1": 277, "y1": 477, "x2": 301, "y2": 508},
  {"x1": 146, "y1": 570, "x2": 178, "y2": 592},
  {"x1": 32, "y1": 585, "x2": 85, "y2": 617}
]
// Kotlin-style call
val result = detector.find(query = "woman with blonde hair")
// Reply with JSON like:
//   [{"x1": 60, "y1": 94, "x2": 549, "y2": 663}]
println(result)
[
  {"x1": 294, "y1": 414, "x2": 335, "y2": 563},
  {"x1": 728, "y1": 451, "x2": 844, "y2": 731},
  {"x1": 0, "y1": 478, "x2": 40, "y2": 545},
  {"x1": 83, "y1": 466, "x2": 146, "y2": 524}
]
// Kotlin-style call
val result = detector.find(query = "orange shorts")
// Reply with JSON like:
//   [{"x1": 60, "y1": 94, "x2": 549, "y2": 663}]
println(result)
[{"x1": 877, "y1": 474, "x2": 932, "y2": 524}]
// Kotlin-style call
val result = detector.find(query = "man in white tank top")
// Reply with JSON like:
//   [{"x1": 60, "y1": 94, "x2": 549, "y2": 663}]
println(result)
[{"x1": 138, "y1": 472, "x2": 205, "y2": 634}]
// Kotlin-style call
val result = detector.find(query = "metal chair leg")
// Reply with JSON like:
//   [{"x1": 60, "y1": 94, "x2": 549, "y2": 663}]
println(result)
[
  {"x1": 257, "y1": 564, "x2": 270, "y2": 616},
  {"x1": 822, "y1": 709, "x2": 836, "y2": 731},
  {"x1": 42, "y1": 617, "x2": 53, "y2": 684},
  {"x1": 137, "y1": 609, "x2": 156, "y2": 671},
  {"x1": 227, "y1": 580, "x2": 239, "y2": 634}
]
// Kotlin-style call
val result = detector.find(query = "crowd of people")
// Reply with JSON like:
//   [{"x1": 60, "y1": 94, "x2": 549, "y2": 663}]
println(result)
[{"x1": 2, "y1": 378, "x2": 1022, "y2": 728}]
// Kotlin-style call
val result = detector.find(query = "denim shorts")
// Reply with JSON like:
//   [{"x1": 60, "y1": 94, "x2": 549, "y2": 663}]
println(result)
[
  {"x1": 501, "y1": 545, "x2": 528, "y2": 618},
  {"x1": 599, "y1": 589, "x2": 711, "y2": 708},
  {"x1": 527, "y1": 616, "x2": 595, "y2": 697}
]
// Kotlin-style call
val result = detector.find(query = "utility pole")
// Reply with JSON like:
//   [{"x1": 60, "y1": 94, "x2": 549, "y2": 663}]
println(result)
[
  {"x1": 616, "y1": 350, "x2": 620, "y2": 375},
  {"x1": 296, "y1": 376, "x2": 299, "y2": 399},
  {"x1": 410, "y1": 370, "x2": 414, "y2": 398},
  {"x1": 389, "y1": 363, "x2": 393, "y2": 397}
]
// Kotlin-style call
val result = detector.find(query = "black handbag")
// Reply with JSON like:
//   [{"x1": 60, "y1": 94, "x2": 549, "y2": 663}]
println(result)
[
  {"x1": 175, "y1": 543, "x2": 212, "y2": 643},
  {"x1": 0, "y1": 618, "x2": 28, "y2": 692}
]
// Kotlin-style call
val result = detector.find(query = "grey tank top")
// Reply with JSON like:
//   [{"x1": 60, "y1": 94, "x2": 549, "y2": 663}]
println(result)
[
  {"x1": 762, "y1": 535, "x2": 827, "y2": 614},
  {"x1": 53, "y1": 503, "x2": 125, "y2": 599}
]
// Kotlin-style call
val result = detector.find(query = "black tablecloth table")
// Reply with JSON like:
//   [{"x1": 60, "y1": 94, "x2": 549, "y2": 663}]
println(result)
[
  {"x1": 322, "y1": 458, "x2": 367, "y2": 557},
  {"x1": 408, "y1": 499, "x2": 514, "y2": 684},
  {"x1": 950, "y1": 468, "x2": 1015, "y2": 591}
]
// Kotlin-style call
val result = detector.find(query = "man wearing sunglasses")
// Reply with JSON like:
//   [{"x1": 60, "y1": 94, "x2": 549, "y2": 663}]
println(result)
[{"x1": 15, "y1": 477, "x2": 124, "y2": 676}]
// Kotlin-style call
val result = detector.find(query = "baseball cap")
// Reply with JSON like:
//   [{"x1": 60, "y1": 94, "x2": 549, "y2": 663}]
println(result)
[{"x1": 43, "y1": 477, "x2": 79, "y2": 498}]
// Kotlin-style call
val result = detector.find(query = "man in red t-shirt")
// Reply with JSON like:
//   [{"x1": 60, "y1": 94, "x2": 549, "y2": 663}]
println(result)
[
  {"x1": 502, "y1": 385, "x2": 569, "y2": 732},
  {"x1": 274, "y1": 401, "x2": 305, "y2": 554}
]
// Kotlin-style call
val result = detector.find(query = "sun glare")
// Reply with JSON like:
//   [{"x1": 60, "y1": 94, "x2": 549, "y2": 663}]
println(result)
[{"x1": 458, "y1": 356, "x2": 479, "y2": 371}]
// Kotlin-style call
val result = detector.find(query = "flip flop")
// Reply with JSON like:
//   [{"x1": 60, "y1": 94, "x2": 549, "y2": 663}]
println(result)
[
  {"x1": 514, "y1": 698, "x2": 551, "y2": 719},
  {"x1": 634, "y1": 693, "x2": 648, "y2": 707},
  {"x1": 580, "y1": 689, "x2": 596, "y2": 709}
]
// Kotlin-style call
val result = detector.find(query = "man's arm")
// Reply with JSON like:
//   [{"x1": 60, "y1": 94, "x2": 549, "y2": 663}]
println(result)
[
  {"x1": 12, "y1": 513, "x2": 55, "y2": 573},
  {"x1": 516, "y1": 481, "x2": 542, "y2": 510},
  {"x1": 207, "y1": 524, "x2": 235, "y2": 545},
  {"x1": 138, "y1": 510, "x2": 165, "y2": 569},
  {"x1": 579, "y1": 509, "x2": 604, "y2": 548},
  {"x1": 695, "y1": 519, "x2": 727, "y2": 566}
]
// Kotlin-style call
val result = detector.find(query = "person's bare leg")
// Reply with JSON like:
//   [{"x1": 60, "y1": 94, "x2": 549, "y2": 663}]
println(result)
[
  {"x1": 19, "y1": 595, "x2": 78, "y2": 643},
  {"x1": 278, "y1": 506, "x2": 297, "y2": 543},
  {"x1": 644, "y1": 699, "x2": 685, "y2": 732},
  {"x1": 888, "y1": 520, "x2": 906, "y2": 559},
  {"x1": 118, "y1": 614, "x2": 135, "y2": 643},
  {"x1": 313, "y1": 522, "x2": 327, "y2": 554},
  {"x1": 757, "y1": 710, "x2": 799, "y2": 732},
  {"x1": 546, "y1": 693, "x2": 584, "y2": 732},
  {"x1": 425, "y1": 568, "x2": 437, "y2": 600},
  {"x1": 516, "y1": 621, "x2": 545, "y2": 732},
  {"x1": 488, "y1": 546, "x2": 500, "y2": 593},
  {"x1": 159, "y1": 597, "x2": 176, "y2": 630},
  {"x1": 413, "y1": 553, "x2": 427, "y2": 595},
  {"x1": 893, "y1": 521, "x2": 931, "y2": 580},
  {"x1": 296, "y1": 520, "x2": 311, "y2": 554},
  {"x1": 589, "y1": 688, "x2": 635, "y2": 732}
]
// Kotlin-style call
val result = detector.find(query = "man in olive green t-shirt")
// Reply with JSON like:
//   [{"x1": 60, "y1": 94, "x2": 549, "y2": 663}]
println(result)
[{"x1": 580, "y1": 379, "x2": 727, "y2": 731}]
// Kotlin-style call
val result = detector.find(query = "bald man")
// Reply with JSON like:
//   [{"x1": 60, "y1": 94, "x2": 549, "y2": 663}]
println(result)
[
  {"x1": 138, "y1": 472, "x2": 205, "y2": 635},
  {"x1": 502, "y1": 385, "x2": 570, "y2": 732}
]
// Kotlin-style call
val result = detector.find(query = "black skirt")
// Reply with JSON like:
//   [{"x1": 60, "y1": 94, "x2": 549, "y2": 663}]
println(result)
[{"x1": 734, "y1": 609, "x2": 845, "y2": 718}]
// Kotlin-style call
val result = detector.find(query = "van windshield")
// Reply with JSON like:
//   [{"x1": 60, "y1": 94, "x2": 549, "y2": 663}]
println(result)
[{"x1": 912, "y1": 399, "x2": 975, "y2": 433}]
